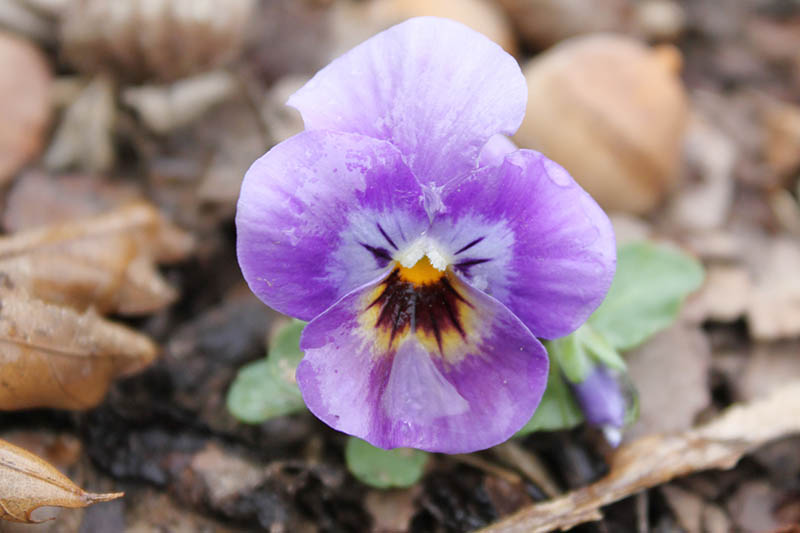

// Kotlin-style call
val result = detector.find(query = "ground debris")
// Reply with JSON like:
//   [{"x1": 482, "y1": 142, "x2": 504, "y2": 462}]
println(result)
[{"x1": 479, "y1": 380, "x2": 800, "y2": 533}]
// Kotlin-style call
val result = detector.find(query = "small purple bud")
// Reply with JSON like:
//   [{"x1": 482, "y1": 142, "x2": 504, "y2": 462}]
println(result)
[{"x1": 572, "y1": 366, "x2": 626, "y2": 446}]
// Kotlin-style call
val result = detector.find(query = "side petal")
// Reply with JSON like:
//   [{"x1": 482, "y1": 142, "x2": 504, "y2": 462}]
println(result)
[
  {"x1": 236, "y1": 130, "x2": 428, "y2": 320},
  {"x1": 478, "y1": 134, "x2": 518, "y2": 168},
  {"x1": 287, "y1": 17, "x2": 527, "y2": 187},
  {"x1": 434, "y1": 149, "x2": 616, "y2": 339},
  {"x1": 296, "y1": 273, "x2": 548, "y2": 454}
]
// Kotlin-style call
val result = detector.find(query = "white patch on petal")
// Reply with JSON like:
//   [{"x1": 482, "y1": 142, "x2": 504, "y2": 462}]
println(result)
[
  {"x1": 381, "y1": 340, "x2": 468, "y2": 424},
  {"x1": 326, "y1": 207, "x2": 428, "y2": 290},
  {"x1": 395, "y1": 235, "x2": 453, "y2": 271}
]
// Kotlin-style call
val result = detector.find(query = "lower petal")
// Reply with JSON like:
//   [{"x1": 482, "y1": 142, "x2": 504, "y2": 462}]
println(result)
[{"x1": 296, "y1": 273, "x2": 548, "y2": 453}]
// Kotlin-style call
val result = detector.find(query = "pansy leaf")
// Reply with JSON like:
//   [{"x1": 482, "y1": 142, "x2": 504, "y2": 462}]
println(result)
[
  {"x1": 588, "y1": 242, "x2": 704, "y2": 351},
  {"x1": 227, "y1": 320, "x2": 307, "y2": 424},
  {"x1": 548, "y1": 334, "x2": 593, "y2": 384},
  {"x1": 345, "y1": 437, "x2": 429, "y2": 489},
  {"x1": 268, "y1": 320, "x2": 307, "y2": 371},
  {"x1": 516, "y1": 355, "x2": 584, "y2": 435},
  {"x1": 578, "y1": 324, "x2": 626, "y2": 372}
]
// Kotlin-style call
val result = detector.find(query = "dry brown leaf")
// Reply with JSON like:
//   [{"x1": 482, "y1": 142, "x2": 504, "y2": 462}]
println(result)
[
  {"x1": 746, "y1": 237, "x2": 800, "y2": 341},
  {"x1": 479, "y1": 380, "x2": 800, "y2": 533},
  {"x1": 44, "y1": 75, "x2": 115, "y2": 173},
  {"x1": 735, "y1": 341, "x2": 800, "y2": 403},
  {"x1": 661, "y1": 484, "x2": 704, "y2": 533},
  {"x1": 364, "y1": 486, "x2": 422, "y2": 533},
  {"x1": 0, "y1": 282, "x2": 158, "y2": 410},
  {"x1": 668, "y1": 113, "x2": 735, "y2": 231},
  {"x1": 683, "y1": 265, "x2": 751, "y2": 324},
  {"x1": 0, "y1": 437, "x2": 122, "y2": 523},
  {"x1": 763, "y1": 98, "x2": 800, "y2": 179},
  {"x1": 122, "y1": 70, "x2": 238, "y2": 134},
  {"x1": 625, "y1": 324, "x2": 711, "y2": 440},
  {"x1": 0, "y1": 202, "x2": 192, "y2": 315},
  {"x1": 2, "y1": 171, "x2": 141, "y2": 233}
]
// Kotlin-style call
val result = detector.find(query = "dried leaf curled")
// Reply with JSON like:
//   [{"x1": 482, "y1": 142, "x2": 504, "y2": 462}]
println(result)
[
  {"x1": 0, "y1": 202, "x2": 193, "y2": 314},
  {"x1": 0, "y1": 437, "x2": 122, "y2": 523},
  {"x1": 0, "y1": 283, "x2": 157, "y2": 410}
]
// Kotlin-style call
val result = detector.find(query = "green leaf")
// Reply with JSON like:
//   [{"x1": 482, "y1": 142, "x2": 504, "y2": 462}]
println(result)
[
  {"x1": 516, "y1": 355, "x2": 584, "y2": 435},
  {"x1": 345, "y1": 437, "x2": 429, "y2": 489},
  {"x1": 227, "y1": 320, "x2": 307, "y2": 424},
  {"x1": 269, "y1": 320, "x2": 305, "y2": 364},
  {"x1": 549, "y1": 333, "x2": 593, "y2": 384},
  {"x1": 226, "y1": 358, "x2": 305, "y2": 423},
  {"x1": 589, "y1": 242, "x2": 704, "y2": 351},
  {"x1": 577, "y1": 324, "x2": 626, "y2": 372}
]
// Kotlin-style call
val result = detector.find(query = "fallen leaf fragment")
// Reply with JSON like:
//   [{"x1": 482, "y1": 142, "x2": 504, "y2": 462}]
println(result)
[
  {"x1": 479, "y1": 380, "x2": 800, "y2": 533},
  {"x1": 122, "y1": 70, "x2": 238, "y2": 133},
  {"x1": 0, "y1": 283, "x2": 158, "y2": 410},
  {"x1": 44, "y1": 75, "x2": 115, "y2": 173},
  {"x1": 746, "y1": 237, "x2": 800, "y2": 341},
  {"x1": 0, "y1": 437, "x2": 122, "y2": 523},
  {"x1": 0, "y1": 202, "x2": 192, "y2": 314}
]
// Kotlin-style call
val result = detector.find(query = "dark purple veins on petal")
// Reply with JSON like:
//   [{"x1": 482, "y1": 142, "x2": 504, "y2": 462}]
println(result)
[
  {"x1": 360, "y1": 243, "x2": 393, "y2": 267},
  {"x1": 454, "y1": 236, "x2": 485, "y2": 255},
  {"x1": 367, "y1": 269, "x2": 471, "y2": 354},
  {"x1": 376, "y1": 223, "x2": 398, "y2": 250},
  {"x1": 454, "y1": 257, "x2": 491, "y2": 276}
]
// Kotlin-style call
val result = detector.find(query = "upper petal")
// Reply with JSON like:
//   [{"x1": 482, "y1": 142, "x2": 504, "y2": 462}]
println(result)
[
  {"x1": 236, "y1": 130, "x2": 428, "y2": 320},
  {"x1": 287, "y1": 17, "x2": 527, "y2": 187},
  {"x1": 296, "y1": 271, "x2": 548, "y2": 453},
  {"x1": 432, "y1": 149, "x2": 616, "y2": 339}
]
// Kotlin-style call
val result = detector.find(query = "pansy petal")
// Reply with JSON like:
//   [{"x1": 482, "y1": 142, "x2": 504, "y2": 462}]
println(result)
[
  {"x1": 287, "y1": 17, "x2": 527, "y2": 186},
  {"x1": 478, "y1": 134, "x2": 518, "y2": 168},
  {"x1": 433, "y1": 149, "x2": 616, "y2": 339},
  {"x1": 236, "y1": 130, "x2": 428, "y2": 320},
  {"x1": 296, "y1": 272, "x2": 548, "y2": 453}
]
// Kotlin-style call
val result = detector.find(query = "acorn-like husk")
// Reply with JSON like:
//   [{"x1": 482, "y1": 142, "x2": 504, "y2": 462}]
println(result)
[
  {"x1": 495, "y1": 0, "x2": 632, "y2": 49},
  {"x1": 0, "y1": 30, "x2": 52, "y2": 186},
  {"x1": 60, "y1": 0, "x2": 255, "y2": 83},
  {"x1": 515, "y1": 34, "x2": 689, "y2": 214}
]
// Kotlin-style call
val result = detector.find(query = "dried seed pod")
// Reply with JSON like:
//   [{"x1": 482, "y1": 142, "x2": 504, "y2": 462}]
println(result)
[
  {"x1": 0, "y1": 31, "x2": 52, "y2": 185},
  {"x1": 515, "y1": 34, "x2": 689, "y2": 214},
  {"x1": 60, "y1": 0, "x2": 256, "y2": 82}
]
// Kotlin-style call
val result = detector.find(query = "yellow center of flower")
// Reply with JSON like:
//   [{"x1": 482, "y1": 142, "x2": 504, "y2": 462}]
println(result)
[{"x1": 396, "y1": 256, "x2": 445, "y2": 286}]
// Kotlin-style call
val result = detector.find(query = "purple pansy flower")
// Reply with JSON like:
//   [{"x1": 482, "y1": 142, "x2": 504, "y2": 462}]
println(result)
[
  {"x1": 571, "y1": 365, "x2": 627, "y2": 447},
  {"x1": 236, "y1": 17, "x2": 616, "y2": 453}
]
